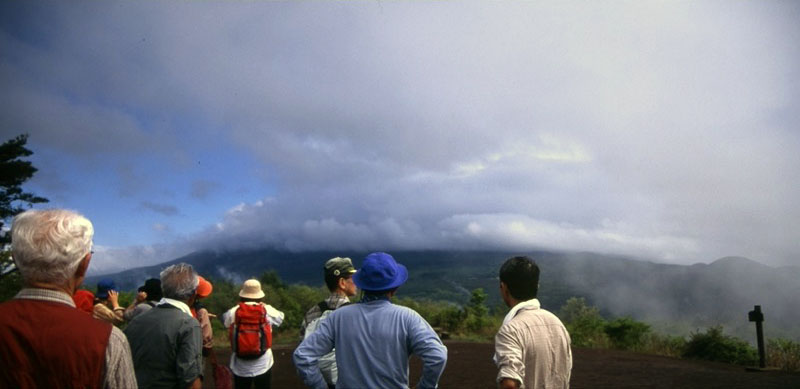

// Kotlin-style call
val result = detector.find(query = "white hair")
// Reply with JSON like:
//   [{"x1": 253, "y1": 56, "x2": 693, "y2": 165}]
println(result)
[
  {"x1": 160, "y1": 263, "x2": 198, "y2": 301},
  {"x1": 11, "y1": 209, "x2": 94, "y2": 286}
]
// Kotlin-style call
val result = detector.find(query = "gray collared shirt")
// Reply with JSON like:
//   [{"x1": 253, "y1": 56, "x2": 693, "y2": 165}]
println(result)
[
  {"x1": 125, "y1": 302, "x2": 203, "y2": 388},
  {"x1": 299, "y1": 292, "x2": 351, "y2": 338}
]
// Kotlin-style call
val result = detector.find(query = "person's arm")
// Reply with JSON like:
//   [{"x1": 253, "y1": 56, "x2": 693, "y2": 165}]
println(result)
[
  {"x1": 123, "y1": 292, "x2": 147, "y2": 320},
  {"x1": 197, "y1": 308, "x2": 213, "y2": 353},
  {"x1": 264, "y1": 303, "x2": 285, "y2": 328},
  {"x1": 407, "y1": 312, "x2": 447, "y2": 389},
  {"x1": 292, "y1": 314, "x2": 335, "y2": 389},
  {"x1": 494, "y1": 324, "x2": 525, "y2": 388},
  {"x1": 93, "y1": 303, "x2": 123, "y2": 326},
  {"x1": 187, "y1": 377, "x2": 202, "y2": 389},
  {"x1": 499, "y1": 378, "x2": 521, "y2": 389},
  {"x1": 106, "y1": 290, "x2": 126, "y2": 324},
  {"x1": 221, "y1": 306, "x2": 235, "y2": 329},
  {"x1": 299, "y1": 311, "x2": 310, "y2": 339},
  {"x1": 103, "y1": 327, "x2": 138, "y2": 389},
  {"x1": 176, "y1": 319, "x2": 204, "y2": 389}
]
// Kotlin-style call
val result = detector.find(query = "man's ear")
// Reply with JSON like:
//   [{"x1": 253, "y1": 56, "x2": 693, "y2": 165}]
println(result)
[
  {"x1": 499, "y1": 281, "x2": 512, "y2": 306},
  {"x1": 337, "y1": 277, "x2": 347, "y2": 290},
  {"x1": 75, "y1": 253, "x2": 91, "y2": 279}
]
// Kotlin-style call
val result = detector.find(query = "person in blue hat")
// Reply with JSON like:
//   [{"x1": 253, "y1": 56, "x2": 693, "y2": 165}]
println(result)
[
  {"x1": 93, "y1": 278, "x2": 125, "y2": 325},
  {"x1": 294, "y1": 252, "x2": 447, "y2": 389}
]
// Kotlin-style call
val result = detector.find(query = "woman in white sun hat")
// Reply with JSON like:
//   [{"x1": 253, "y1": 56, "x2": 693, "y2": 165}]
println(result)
[{"x1": 221, "y1": 279, "x2": 285, "y2": 389}]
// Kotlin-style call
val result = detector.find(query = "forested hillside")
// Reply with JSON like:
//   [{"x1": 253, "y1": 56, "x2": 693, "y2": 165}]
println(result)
[{"x1": 87, "y1": 249, "x2": 800, "y2": 341}]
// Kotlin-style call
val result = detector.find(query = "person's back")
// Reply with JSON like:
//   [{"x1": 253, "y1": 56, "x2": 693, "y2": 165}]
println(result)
[
  {"x1": 495, "y1": 303, "x2": 571, "y2": 388},
  {"x1": 0, "y1": 209, "x2": 136, "y2": 389},
  {"x1": 0, "y1": 294, "x2": 112, "y2": 387},
  {"x1": 299, "y1": 256, "x2": 358, "y2": 387},
  {"x1": 494, "y1": 256, "x2": 572, "y2": 389},
  {"x1": 294, "y1": 252, "x2": 447, "y2": 389},
  {"x1": 327, "y1": 300, "x2": 445, "y2": 387},
  {"x1": 125, "y1": 304, "x2": 203, "y2": 388},
  {"x1": 124, "y1": 263, "x2": 204, "y2": 389},
  {"x1": 124, "y1": 278, "x2": 162, "y2": 321}
]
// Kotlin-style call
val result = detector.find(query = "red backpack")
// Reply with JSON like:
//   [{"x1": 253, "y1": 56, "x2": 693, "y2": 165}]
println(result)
[{"x1": 229, "y1": 302, "x2": 272, "y2": 359}]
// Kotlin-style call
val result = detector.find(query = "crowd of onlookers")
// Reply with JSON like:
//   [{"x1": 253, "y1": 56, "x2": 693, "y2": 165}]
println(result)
[{"x1": 0, "y1": 208, "x2": 573, "y2": 389}]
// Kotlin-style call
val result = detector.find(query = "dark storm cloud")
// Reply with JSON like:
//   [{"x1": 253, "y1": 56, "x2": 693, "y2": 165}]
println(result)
[{"x1": 2, "y1": 1, "x2": 799, "y2": 268}]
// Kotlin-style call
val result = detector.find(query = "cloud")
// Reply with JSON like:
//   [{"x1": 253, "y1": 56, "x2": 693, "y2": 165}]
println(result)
[
  {"x1": 88, "y1": 243, "x2": 194, "y2": 276},
  {"x1": 190, "y1": 180, "x2": 218, "y2": 200},
  {"x1": 140, "y1": 201, "x2": 179, "y2": 216},
  {"x1": 152, "y1": 223, "x2": 170, "y2": 233},
  {"x1": 2, "y1": 1, "x2": 799, "y2": 268}
]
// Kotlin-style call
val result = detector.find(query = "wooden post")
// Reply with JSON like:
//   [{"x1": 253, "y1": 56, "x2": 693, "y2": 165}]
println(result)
[{"x1": 748, "y1": 305, "x2": 766, "y2": 368}]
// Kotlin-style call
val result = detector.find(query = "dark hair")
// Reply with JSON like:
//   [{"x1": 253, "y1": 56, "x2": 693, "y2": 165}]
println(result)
[
  {"x1": 324, "y1": 272, "x2": 344, "y2": 292},
  {"x1": 499, "y1": 256, "x2": 540, "y2": 300}
]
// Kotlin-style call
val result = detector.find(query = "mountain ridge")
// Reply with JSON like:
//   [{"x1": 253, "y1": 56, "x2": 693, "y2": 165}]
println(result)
[{"x1": 86, "y1": 249, "x2": 800, "y2": 341}]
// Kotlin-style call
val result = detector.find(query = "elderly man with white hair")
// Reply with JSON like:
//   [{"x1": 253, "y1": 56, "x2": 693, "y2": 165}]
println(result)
[
  {"x1": 0, "y1": 209, "x2": 137, "y2": 388},
  {"x1": 125, "y1": 262, "x2": 204, "y2": 389}
]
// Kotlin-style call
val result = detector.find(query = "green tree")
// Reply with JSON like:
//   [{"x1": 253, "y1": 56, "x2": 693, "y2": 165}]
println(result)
[
  {"x1": 604, "y1": 317, "x2": 651, "y2": 350},
  {"x1": 1, "y1": 134, "x2": 48, "y2": 301},
  {"x1": 464, "y1": 288, "x2": 489, "y2": 332},
  {"x1": 1, "y1": 134, "x2": 49, "y2": 245},
  {"x1": 683, "y1": 326, "x2": 758, "y2": 366},
  {"x1": 558, "y1": 297, "x2": 609, "y2": 348}
]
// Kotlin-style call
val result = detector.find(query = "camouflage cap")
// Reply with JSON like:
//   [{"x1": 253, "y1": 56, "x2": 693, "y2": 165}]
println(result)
[{"x1": 324, "y1": 257, "x2": 357, "y2": 277}]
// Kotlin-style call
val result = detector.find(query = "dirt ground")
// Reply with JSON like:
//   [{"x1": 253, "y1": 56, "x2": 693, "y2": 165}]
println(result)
[{"x1": 205, "y1": 341, "x2": 800, "y2": 388}]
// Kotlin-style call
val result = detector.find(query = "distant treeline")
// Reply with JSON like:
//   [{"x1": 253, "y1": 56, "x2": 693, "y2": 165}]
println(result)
[{"x1": 98, "y1": 270, "x2": 800, "y2": 372}]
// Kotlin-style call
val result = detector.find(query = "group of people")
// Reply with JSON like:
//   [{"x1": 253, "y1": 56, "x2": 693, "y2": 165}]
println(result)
[{"x1": 0, "y1": 208, "x2": 572, "y2": 389}]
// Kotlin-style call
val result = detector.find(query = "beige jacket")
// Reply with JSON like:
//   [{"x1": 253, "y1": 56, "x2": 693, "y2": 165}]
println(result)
[
  {"x1": 93, "y1": 302, "x2": 125, "y2": 326},
  {"x1": 495, "y1": 302, "x2": 572, "y2": 388}
]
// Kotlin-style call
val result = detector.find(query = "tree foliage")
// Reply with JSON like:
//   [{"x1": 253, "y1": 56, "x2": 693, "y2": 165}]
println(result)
[
  {"x1": 0, "y1": 134, "x2": 49, "y2": 245},
  {"x1": 683, "y1": 326, "x2": 758, "y2": 366},
  {"x1": 559, "y1": 297, "x2": 609, "y2": 348},
  {"x1": 465, "y1": 288, "x2": 489, "y2": 332},
  {"x1": 0, "y1": 134, "x2": 48, "y2": 301},
  {"x1": 604, "y1": 317, "x2": 651, "y2": 350}
]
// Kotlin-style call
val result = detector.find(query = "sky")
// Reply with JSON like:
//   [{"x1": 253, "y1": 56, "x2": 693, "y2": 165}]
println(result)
[{"x1": 1, "y1": 1, "x2": 798, "y2": 275}]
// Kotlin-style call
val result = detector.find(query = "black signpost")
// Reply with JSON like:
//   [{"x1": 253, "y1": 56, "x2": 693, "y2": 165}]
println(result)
[{"x1": 748, "y1": 305, "x2": 766, "y2": 369}]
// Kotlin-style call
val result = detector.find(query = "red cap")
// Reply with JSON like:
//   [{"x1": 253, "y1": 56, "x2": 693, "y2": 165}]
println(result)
[{"x1": 73, "y1": 289, "x2": 95, "y2": 314}]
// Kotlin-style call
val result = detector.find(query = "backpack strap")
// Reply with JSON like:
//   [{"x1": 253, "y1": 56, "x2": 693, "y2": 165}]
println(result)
[{"x1": 317, "y1": 301, "x2": 331, "y2": 313}]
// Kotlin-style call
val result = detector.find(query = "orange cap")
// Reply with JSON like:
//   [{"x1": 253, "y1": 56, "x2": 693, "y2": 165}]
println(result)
[{"x1": 196, "y1": 276, "x2": 213, "y2": 298}]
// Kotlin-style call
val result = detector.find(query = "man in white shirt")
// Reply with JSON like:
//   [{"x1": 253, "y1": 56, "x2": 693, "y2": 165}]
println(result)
[{"x1": 494, "y1": 256, "x2": 572, "y2": 389}]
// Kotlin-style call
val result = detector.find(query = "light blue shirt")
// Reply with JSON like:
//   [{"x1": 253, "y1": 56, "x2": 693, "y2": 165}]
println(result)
[{"x1": 293, "y1": 299, "x2": 448, "y2": 389}]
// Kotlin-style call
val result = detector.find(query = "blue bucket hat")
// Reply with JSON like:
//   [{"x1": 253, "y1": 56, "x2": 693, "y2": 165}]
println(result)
[
  {"x1": 352, "y1": 252, "x2": 408, "y2": 292},
  {"x1": 96, "y1": 278, "x2": 116, "y2": 299}
]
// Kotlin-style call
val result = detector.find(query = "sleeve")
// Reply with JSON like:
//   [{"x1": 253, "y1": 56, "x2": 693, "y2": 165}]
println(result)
[
  {"x1": 197, "y1": 308, "x2": 214, "y2": 349},
  {"x1": 221, "y1": 306, "x2": 236, "y2": 329},
  {"x1": 494, "y1": 324, "x2": 524, "y2": 385},
  {"x1": 264, "y1": 304, "x2": 285, "y2": 328},
  {"x1": 407, "y1": 311, "x2": 448, "y2": 389},
  {"x1": 176, "y1": 319, "x2": 204, "y2": 387},
  {"x1": 292, "y1": 313, "x2": 335, "y2": 389},
  {"x1": 103, "y1": 327, "x2": 138, "y2": 389},
  {"x1": 122, "y1": 303, "x2": 138, "y2": 321},
  {"x1": 299, "y1": 306, "x2": 314, "y2": 339},
  {"x1": 93, "y1": 304, "x2": 125, "y2": 326}
]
